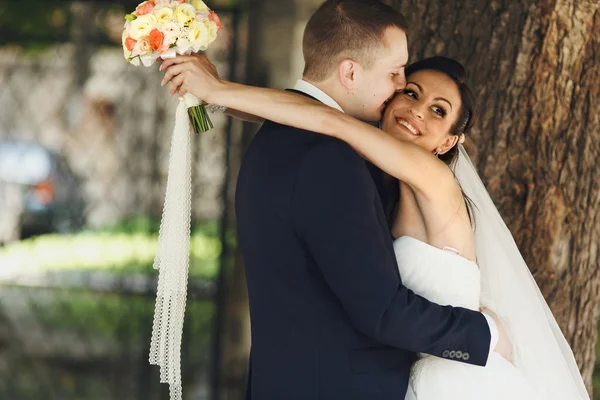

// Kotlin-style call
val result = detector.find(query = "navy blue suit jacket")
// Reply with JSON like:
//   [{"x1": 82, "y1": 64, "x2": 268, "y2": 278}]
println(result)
[{"x1": 235, "y1": 92, "x2": 490, "y2": 399}]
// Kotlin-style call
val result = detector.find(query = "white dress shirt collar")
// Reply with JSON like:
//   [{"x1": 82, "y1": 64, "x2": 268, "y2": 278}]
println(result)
[{"x1": 293, "y1": 79, "x2": 344, "y2": 113}]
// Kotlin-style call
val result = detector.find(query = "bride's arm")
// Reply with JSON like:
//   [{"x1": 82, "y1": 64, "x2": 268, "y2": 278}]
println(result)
[
  {"x1": 210, "y1": 81, "x2": 455, "y2": 195},
  {"x1": 160, "y1": 54, "x2": 453, "y2": 195},
  {"x1": 224, "y1": 108, "x2": 265, "y2": 124}
]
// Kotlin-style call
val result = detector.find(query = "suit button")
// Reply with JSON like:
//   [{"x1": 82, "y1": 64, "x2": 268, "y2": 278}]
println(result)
[
  {"x1": 442, "y1": 350, "x2": 450, "y2": 358},
  {"x1": 449, "y1": 351, "x2": 456, "y2": 359},
  {"x1": 455, "y1": 351, "x2": 463, "y2": 358},
  {"x1": 462, "y1": 352, "x2": 470, "y2": 361}
]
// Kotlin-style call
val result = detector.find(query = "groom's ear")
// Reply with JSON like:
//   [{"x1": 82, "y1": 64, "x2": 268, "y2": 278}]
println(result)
[{"x1": 339, "y1": 58, "x2": 358, "y2": 90}]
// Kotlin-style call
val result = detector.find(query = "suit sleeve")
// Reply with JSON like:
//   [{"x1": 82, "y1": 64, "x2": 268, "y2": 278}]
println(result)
[{"x1": 292, "y1": 140, "x2": 491, "y2": 366}]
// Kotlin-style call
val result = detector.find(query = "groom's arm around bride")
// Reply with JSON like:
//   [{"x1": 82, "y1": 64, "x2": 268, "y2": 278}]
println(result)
[{"x1": 294, "y1": 141, "x2": 495, "y2": 365}]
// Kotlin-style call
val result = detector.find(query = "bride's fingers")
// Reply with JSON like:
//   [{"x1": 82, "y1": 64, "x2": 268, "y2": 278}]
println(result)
[
  {"x1": 159, "y1": 55, "x2": 195, "y2": 71},
  {"x1": 169, "y1": 75, "x2": 185, "y2": 96},
  {"x1": 161, "y1": 63, "x2": 188, "y2": 87}
]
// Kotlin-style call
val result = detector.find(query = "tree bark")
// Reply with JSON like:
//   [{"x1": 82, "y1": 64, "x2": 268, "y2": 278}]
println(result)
[{"x1": 387, "y1": 0, "x2": 600, "y2": 392}]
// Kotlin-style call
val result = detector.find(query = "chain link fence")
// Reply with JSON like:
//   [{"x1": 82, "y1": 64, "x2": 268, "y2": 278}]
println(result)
[{"x1": 0, "y1": 2, "x2": 246, "y2": 399}]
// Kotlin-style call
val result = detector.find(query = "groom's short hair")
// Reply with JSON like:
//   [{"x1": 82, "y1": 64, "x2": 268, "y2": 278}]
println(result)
[{"x1": 303, "y1": 0, "x2": 408, "y2": 82}]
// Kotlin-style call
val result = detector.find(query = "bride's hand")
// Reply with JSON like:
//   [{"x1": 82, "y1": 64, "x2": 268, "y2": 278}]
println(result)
[
  {"x1": 481, "y1": 307, "x2": 514, "y2": 363},
  {"x1": 159, "y1": 53, "x2": 225, "y2": 101}
]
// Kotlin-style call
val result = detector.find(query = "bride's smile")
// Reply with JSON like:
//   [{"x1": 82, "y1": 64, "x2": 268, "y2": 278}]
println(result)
[{"x1": 382, "y1": 69, "x2": 464, "y2": 155}]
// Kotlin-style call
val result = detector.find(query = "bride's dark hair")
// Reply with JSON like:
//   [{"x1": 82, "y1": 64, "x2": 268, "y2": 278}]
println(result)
[
  {"x1": 385, "y1": 56, "x2": 478, "y2": 229},
  {"x1": 404, "y1": 56, "x2": 477, "y2": 166}
]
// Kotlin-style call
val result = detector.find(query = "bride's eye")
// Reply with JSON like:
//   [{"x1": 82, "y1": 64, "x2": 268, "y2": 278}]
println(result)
[
  {"x1": 403, "y1": 89, "x2": 417, "y2": 99},
  {"x1": 431, "y1": 105, "x2": 447, "y2": 117}
]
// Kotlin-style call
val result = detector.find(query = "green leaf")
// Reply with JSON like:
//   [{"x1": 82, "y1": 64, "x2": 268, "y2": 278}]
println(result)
[{"x1": 124, "y1": 13, "x2": 137, "y2": 21}]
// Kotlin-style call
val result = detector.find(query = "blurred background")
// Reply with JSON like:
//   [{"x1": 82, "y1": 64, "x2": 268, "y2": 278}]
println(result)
[{"x1": 0, "y1": 0, "x2": 598, "y2": 399}]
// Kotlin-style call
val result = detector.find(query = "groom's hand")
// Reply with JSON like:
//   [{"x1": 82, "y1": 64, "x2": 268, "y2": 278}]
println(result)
[
  {"x1": 160, "y1": 54, "x2": 222, "y2": 100},
  {"x1": 482, "y1": 307, "x2": 513, "y2": 363}
]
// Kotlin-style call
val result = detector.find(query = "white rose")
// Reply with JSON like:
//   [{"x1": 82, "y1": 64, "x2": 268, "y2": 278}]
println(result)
[
  {"x1": 160, "y1": 47, "x2": 177, "y2": 60},
  {"x1": 141, "y1": 54, "x2": 157, "y2": 67},
  {"x1": 188, "y1": 20, "x2": 209, "y2": 51},
  {"x1": 123, "y1": 20, "x2": 131, "y2": 37},
  {"x1": 176, "y1": 36, "x2": 191, "y2": 54},
  {"x1": 153, "y1": 6, "x2": 174, "y2": 24},
  {"x1": 129, "y1": 56, "x2": 141, "y2": 66},
  {"x1": 160, "y1": 21, "x2": 181, "y2": 45},
  {"x1": 195, "y1": 11, "x2": 210, "y2": 22},
  {"x1": 175, "y1": 3, "x2": 196, "y2": 25},
  {"x1": 121, "y1": 29, "x2": 128, "y2": 44},
  {"x1": 129, "y1": 14, "x2": 158, "y2": 40}
]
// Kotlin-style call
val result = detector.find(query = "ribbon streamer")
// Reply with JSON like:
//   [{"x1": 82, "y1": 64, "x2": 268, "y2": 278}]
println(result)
[{"x1": 149, "y1": 99, "x2": 193, "y2": 400}]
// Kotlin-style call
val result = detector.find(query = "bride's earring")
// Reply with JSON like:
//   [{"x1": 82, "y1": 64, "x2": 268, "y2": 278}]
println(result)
[{"x1": 434, "y1": 147, "x2": 442, "y2": 158}]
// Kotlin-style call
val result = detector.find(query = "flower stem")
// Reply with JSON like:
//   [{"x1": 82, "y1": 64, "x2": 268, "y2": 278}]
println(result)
[{"x1": 187, "y1": 104, "x2": 213, "y2": 134}]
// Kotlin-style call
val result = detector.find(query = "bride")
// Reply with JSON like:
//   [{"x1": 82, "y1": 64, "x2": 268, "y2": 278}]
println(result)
[{"x1": 161, "y1": 55, "x2": 589, "y2": 398}]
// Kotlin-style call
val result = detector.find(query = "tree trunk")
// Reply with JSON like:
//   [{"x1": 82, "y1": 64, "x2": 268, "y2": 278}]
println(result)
[{"x1": 387, "y1": 0, "x2": 600, "y2": 392}]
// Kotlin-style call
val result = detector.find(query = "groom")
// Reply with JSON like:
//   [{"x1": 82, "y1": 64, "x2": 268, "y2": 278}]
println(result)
[{"x1": 161, "y1": 0, "x2": 511, "y2": 398}]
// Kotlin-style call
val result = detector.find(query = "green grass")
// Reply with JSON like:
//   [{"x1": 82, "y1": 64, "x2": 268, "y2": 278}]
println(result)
[
  {"x1": 0, "y1": 217, "x2": 228, "y2": 280},
  {"x1": 0, "y1": 216, "x2": 223, "y2": 399},
  {"x1": 0, "y1": 286, "x2": 214, "y2": 400}
]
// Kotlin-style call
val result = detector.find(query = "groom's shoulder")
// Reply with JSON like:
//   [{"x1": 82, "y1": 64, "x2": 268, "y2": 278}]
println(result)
[
  {"x1": 257, "y1": 117, "x2": 338, "y2": 148},
  {"x1": 260, "y1": 121, "x2": 358, "y2": 160},
  {"x1": 296, "y1": 137, "x2": 368, "y2": 181}
]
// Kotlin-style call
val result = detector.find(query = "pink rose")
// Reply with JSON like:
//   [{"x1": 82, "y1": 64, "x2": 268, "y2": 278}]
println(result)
[
  {"x1": 125, "y1": 37, "x2": 137, "y2": 51},
  {"x1": 135, "y1": 1, "x2": 155, "y2": 16},
  {"x1": 149, "y1": 28, "x2": 165, "y2": 51}
]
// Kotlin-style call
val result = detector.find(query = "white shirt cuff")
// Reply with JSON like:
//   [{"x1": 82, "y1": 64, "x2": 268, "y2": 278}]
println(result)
[{"x1": 482, "y1": 313, "x2": 499, "y2": 356}]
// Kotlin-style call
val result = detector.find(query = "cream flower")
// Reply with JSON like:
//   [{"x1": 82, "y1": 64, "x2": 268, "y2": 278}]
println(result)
[
  {"x1": 123, "y1": 20, "x2": 131, "y2": 37},
  {"x1": 176, "y1": 36, "x2": 191, "y2": 54},
  {"x1": 129, "y1": 56, "x2": 141, "y2": 67},
  {"x1": 204, "y1": 20, "x2": 218, "y2": 45},
  {"x1": 129, "y1": 14, "x2": 158, "y2": 40},
  {"x1": 153, "y1": 6, "x2": 174, "y2": 24},
  {"x1": 135, "y1": 37, "x2": 153, "y2": 56},
  {"x1": 160, "y1": 21, "x2": 181, "y2": 45},
  {"x1": 191, "y1": 0, "x2": 209, "y2": 12},
  {"x1": 122, "y1": 30, "x2": 130, "y2": 53},
  {"x1": 175, "y1": 3, "x2": 196, "y2": 25},
  {"x1": 188, "y1": 19, "x2": 209, "y2": 51}
]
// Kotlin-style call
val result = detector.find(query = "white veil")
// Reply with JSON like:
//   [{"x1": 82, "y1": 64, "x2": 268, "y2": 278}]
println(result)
[{"x1": 454, "y1": 145, "x2": 589, "y2": 399}]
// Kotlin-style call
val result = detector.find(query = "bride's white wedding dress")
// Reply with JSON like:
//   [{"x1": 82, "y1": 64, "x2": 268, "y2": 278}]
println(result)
[{"x1": 394, "y1": 236, "x2": 541, "y2": 400}]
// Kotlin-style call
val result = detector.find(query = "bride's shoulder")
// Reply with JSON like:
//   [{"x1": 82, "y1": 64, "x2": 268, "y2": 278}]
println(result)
[{"x1": 413, "y1": 160, "x2": 463, "y2": 202}]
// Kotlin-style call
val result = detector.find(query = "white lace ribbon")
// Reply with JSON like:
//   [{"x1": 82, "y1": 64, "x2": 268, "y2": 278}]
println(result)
[
  {"x1": 180, "y1": 92, "x2": 201, "y2": 108},
  {"x1": 149, "y1": 99, "x2": 193, "y2": 400}
]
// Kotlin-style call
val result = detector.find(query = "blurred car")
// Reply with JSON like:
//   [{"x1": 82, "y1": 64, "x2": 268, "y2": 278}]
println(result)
[{"x1": 0, "y1": 140, "x2": 86, "y2": 242}]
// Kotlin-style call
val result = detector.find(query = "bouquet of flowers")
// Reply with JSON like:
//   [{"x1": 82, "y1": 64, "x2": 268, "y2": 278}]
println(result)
[
  {"x1": 122, "y1": 2, "x2": 222, "y2": 399},
  {"x1": 122, "y1": 0, "x2": 222, "y2": 133}
]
